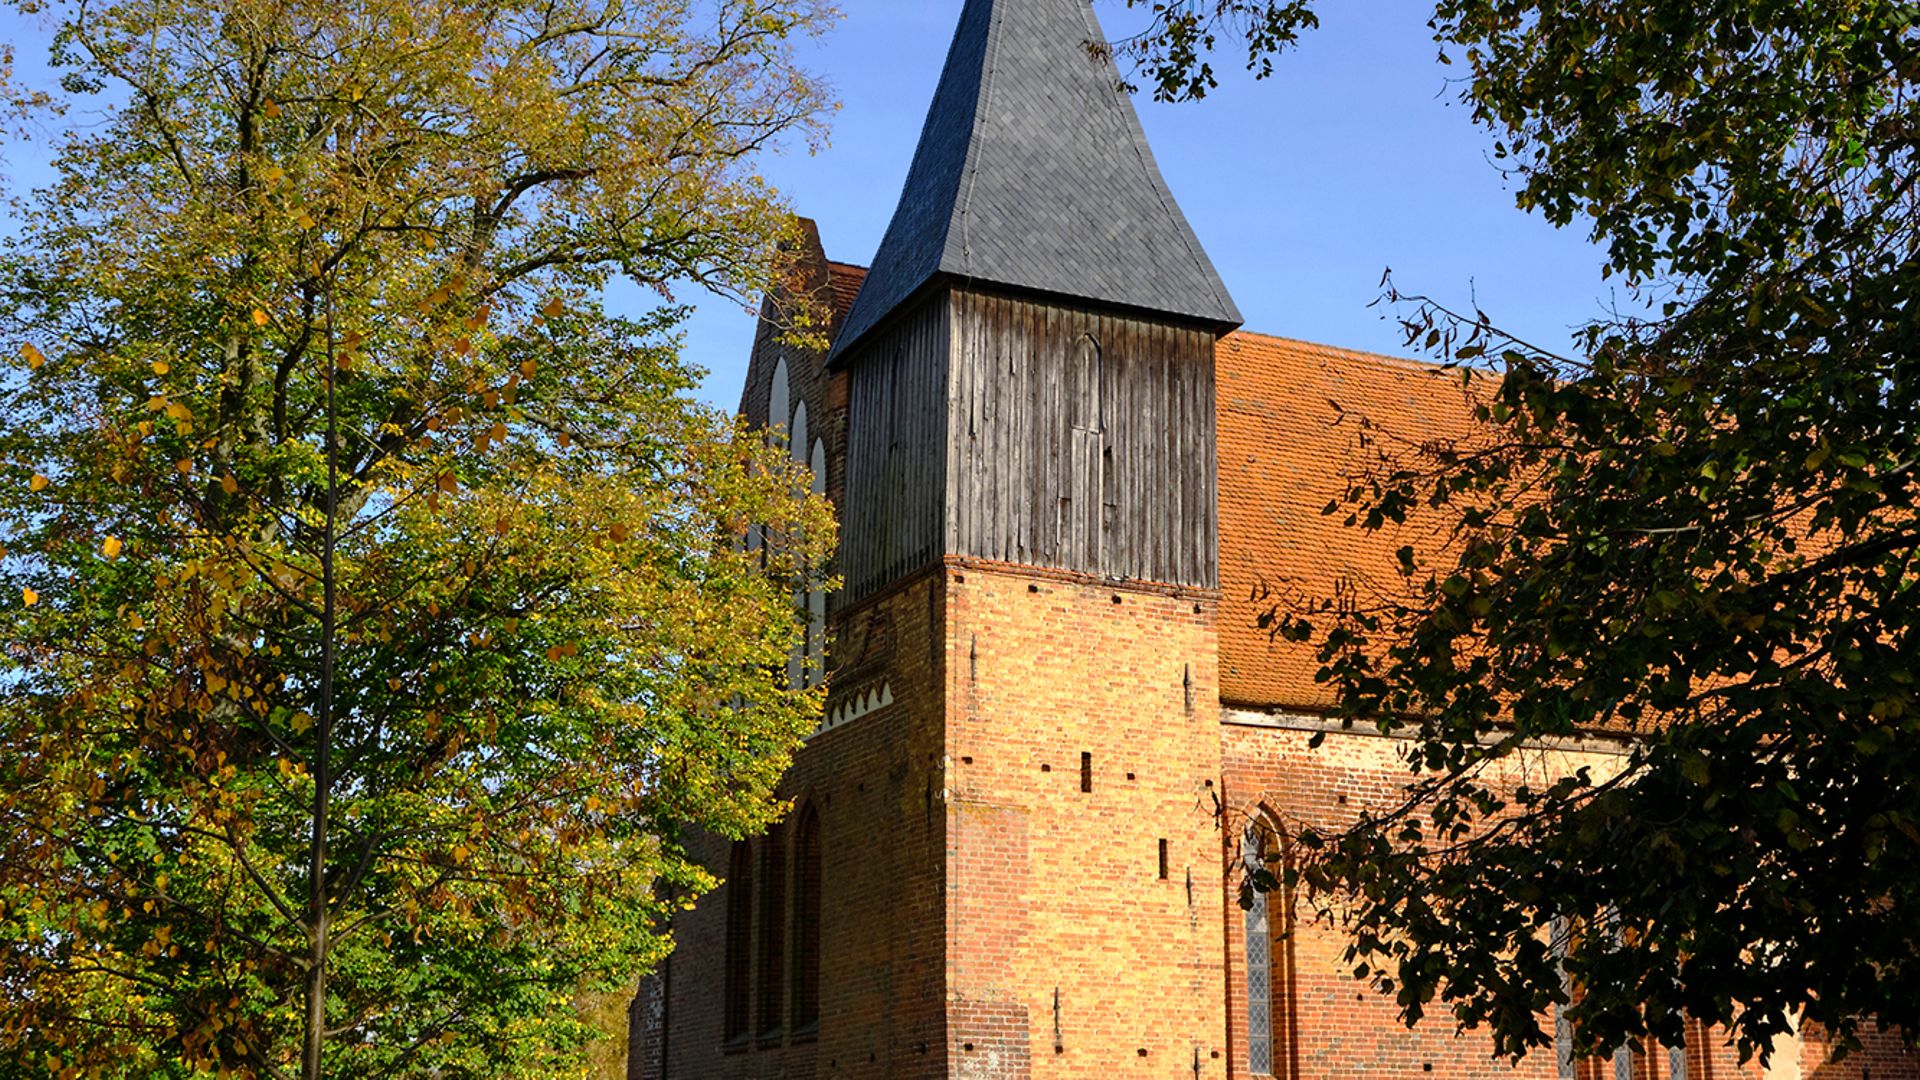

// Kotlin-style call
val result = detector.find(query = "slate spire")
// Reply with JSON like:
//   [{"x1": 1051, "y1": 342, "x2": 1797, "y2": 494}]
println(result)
[{"x1": 828, "y1": 0, "x2": 1242, "y2": 363}]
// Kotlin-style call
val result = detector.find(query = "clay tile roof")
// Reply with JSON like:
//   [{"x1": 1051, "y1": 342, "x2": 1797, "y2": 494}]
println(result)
[
  {"x1": 827, "y1": 0, "x2": 1240, "y2": 365},
  {"x1": 1216, "y1": 331, "x2": 1491, "y2": 711},
  {"x1": 826, "y1": 262, "x2": 868, "y2": 325}
]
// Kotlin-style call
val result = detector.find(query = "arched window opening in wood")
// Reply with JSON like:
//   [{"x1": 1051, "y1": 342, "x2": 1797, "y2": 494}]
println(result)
[
  {"x1": 790, "y1": 804, "x2": 823, "y2": 1033},
  {"x1": 1069, "y1": 332, "x2": 1103, "y2": 434},
  {"x1": 756, "y1": 821, "x2": 787, "y2": 1040},
  {"x1": 723, "y1": 840, "x2": 753, "y2": 1044}
]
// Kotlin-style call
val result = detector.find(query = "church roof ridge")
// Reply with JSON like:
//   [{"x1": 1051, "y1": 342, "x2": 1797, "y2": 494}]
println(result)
[{"x1": 827, "y1": 0, "x2": 1241, "y2": 364}]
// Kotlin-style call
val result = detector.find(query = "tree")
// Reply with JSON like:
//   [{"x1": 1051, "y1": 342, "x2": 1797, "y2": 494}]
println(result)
[
  {"x1": 1124, "y1": 0, "x2": 1920, "y2": 1066},
  {"x1": 0, "y1": 0, "x2": 836, "y2": 1076}
]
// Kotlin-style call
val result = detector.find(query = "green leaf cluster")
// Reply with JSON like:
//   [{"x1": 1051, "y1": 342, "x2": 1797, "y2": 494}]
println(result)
[
  {"x1": 0, "y1": 0, "x2": 837, "y2": 1076},
  {"x1": 1131, "y1": 0, "x2": 1920, "y2": 1067}
]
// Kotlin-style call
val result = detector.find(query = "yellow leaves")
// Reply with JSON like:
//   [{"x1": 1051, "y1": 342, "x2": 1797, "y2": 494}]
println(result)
[
  {"x1": 21, "y1": 587, "x2": 38, "y2": 607},
  {"x1": 545, "y1": 642, "x2": 579, "y2": 663},
  {"x1": 102, "y1": 536, "x2": 124, "y2": 560},
  {"x1": 295, "y1": 210, "x2": 317, "y2": 230},
  {"x1": 220, "y1": 473, "x2": 239, "y2": 495},
  {"x1": 260, "y1": 163, "x2": 286, "y2": 184},
  {"x1": 290, "y1": 711, "x2": 313, "y2": 734},
  {"x1": 436, "y1": 472, "x2": 459, "y2": 494},
  {"x1": 21, "y1": 343, "x2": 45, "y2": 369},
  {"x1": 609, "y1": 523, "x2": 630, "y2": 544},
  {"x1": 175, "y1": 459, "x2": 194, "y2": 476},
  {"x1": 452, "y1": 842, "x2": 471, "y2": 864},
  {"x1": 541, "y1": 296, "x2": 567, "y2": 320},
  {"x1": 150, "y1": 360, "x2": 170, "y2": 375},
  {"x1": 250, "y1": 308, "x2": 269, "y2": 328},
  {"x1": 263, "y1": 99, "x2": 282, "y2": 119},
  {"x1": 30, "y1": 473, "x2": 49, "y2": 492},
  {"x1": 519, "y1": 359, "x2": 538, "y2": 380}
]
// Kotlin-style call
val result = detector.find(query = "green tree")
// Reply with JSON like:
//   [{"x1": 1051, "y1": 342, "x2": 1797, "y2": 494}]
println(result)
[
  {"x1": 1126, "y1": 0, "x2": 1920, "y2": 1066},
  {"x1": 0, "y1": 0, "x2": 835, "y2": 1076}
]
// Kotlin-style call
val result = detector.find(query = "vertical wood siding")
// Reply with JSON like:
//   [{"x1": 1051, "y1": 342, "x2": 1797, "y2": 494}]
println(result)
[
  {"x1": 839, "y1": 285, "x2": 1219, "y2": 603},
  {"x1": 945, "y1": 286, "x2": 1218, "y2": 588},
  {"x1": 840, "y1": 293, "x2": 953, "y2": 602}
]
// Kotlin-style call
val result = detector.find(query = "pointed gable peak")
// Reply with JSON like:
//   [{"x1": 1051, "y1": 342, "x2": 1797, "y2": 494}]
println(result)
[{"x1": 829, "y1": 0, "x2": 1242, "y2": 363}]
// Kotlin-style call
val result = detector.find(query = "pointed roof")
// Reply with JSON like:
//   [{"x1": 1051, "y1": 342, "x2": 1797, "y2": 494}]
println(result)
[{"x1": 828, "y1": 0, "x2": 1242, "y2": 363}]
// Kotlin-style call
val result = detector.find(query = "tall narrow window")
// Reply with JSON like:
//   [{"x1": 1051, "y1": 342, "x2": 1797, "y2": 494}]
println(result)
[
  {"x1": 1553, "y1": 916, "x2": 1577, "y2": 1080},
  {"x1": 806, "y1": 439, "x2": 828, "y2": 690},
  {"x1": 1244, "y1": 821, "x2": 1275, "y2": 1076},
  {"x1": 1069, "y1": 333, "x2": 1103, "y2": 433},
  {"x1": 785, "y1": 402, "x2": 810, "y2": 690},
  {"x1": 790, "y1": 805, "x2": 822, "y2": 1033},
  {"x1": 723, "y1": 841, "x2": 753, "y2": 1044},
  {"x1": 1666, "y1": 1035, "x2": 1687, "y2": 1080},
  {"x1": 756, "y1": 822, "x2": 787, "y2": 1040},
  {"x1": 768, "y1": 358, "x2": 791, "y2": 448},
  {"x1": 1244, "y1": 817, "x2": 1297, "y2": 1078}
]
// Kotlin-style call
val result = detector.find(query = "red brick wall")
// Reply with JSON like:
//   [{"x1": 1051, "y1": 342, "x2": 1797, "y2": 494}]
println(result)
[
  {"x1": 1219, "y1": 719, "x2": 1561, "y2": 1080},
  {"x1": 942, "y1": 561, "x2": 1229, "y2": 1078},
  {"x1": 637, "y1": 568, "x2": 950, "y2": 1080},
  {"x1": 1217, "y1": 719, "x2": 1919, "y2": 1080}
]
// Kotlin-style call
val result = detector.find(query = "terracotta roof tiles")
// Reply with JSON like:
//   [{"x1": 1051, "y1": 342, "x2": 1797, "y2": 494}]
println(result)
[{"x1": 1216, "y1": 331, "x2": 1491, "y2": 710}]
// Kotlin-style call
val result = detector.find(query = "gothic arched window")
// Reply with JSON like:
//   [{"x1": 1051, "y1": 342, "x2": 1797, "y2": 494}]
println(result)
[
  {"x1": 790, "y1": 804, "x2": 822, "y2": 1032},
  {"x1": 756, "y1": 821, "x2": 787, "y2": 1040},
  {"x1": 1244, "y1": 815, "x2": 1297, "y2": 1078},
  {"x1": 806, "y1": 439, "x2": 828, "y2": 689},
  {"x1": 789, "y1": 400, "x2": 809, "y2": 462},
  {"x1": 1244, "y1": 819, "x2": 1276, "y2": 1076},
  {"x1": 768, "y1": 358, "x2": 791, "y2": 448},
  {"x1": 724, "y1": 841, "x2": 753, "y2": 1043}
]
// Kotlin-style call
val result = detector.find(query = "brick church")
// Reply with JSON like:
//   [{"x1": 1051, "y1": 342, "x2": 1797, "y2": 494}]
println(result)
[{"x1": 628, "y1": 1, "x2": 1918, "y2": 1078}]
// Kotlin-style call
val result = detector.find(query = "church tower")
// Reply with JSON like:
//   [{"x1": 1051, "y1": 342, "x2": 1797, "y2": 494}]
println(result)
[
  {"x1": 634, "y1": 1, "x2": 1241, "y2": 1076},
  {"x1": 831, "y1": 0, "x2": 1242, "y2": 1074}
]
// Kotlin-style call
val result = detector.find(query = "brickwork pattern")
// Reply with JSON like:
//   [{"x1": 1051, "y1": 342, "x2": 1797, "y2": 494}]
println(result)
[
  {"x1": 638, "y1": 570, "x2": 950, "y2": 1080},
  {"x1": 943, "y1": 562, "x2": 1228, "y2": 1079}
]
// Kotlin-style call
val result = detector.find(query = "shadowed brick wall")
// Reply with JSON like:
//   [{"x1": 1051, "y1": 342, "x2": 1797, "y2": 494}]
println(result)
[{"x1": 634, "y1": 569, "x2": 950, "y2": 1080}]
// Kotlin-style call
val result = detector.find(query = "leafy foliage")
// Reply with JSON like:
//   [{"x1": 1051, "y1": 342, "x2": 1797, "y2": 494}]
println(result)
[
  {"x1": 1130, "y1": 0, "x2": 1920, "y2": 1066},
  {"x1": 0, "y1": 0, "x2": 835, "y2": 1076}
]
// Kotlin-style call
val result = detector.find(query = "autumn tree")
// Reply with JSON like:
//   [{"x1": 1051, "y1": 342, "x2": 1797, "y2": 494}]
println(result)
[
  {"x1": 0, "y1": 0, "x2": 835, "y2": 1077},
  {"x1": 1125, "y1": 0, "x2": 1920, "y2": 1067}
]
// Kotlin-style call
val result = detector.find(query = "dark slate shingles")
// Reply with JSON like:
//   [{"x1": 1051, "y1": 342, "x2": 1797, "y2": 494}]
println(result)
[{"x1": 828, "y1": 0, "x2": 1242, "y2": 364}]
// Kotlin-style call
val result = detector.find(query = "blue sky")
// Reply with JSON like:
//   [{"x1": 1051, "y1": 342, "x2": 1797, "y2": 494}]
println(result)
[
  {"x1": 0, "y1": 1, "x2": 1618, "y2": 411},
  {"x1": 674, "y1": 0, "x2": 1616, "y2": 410}
]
